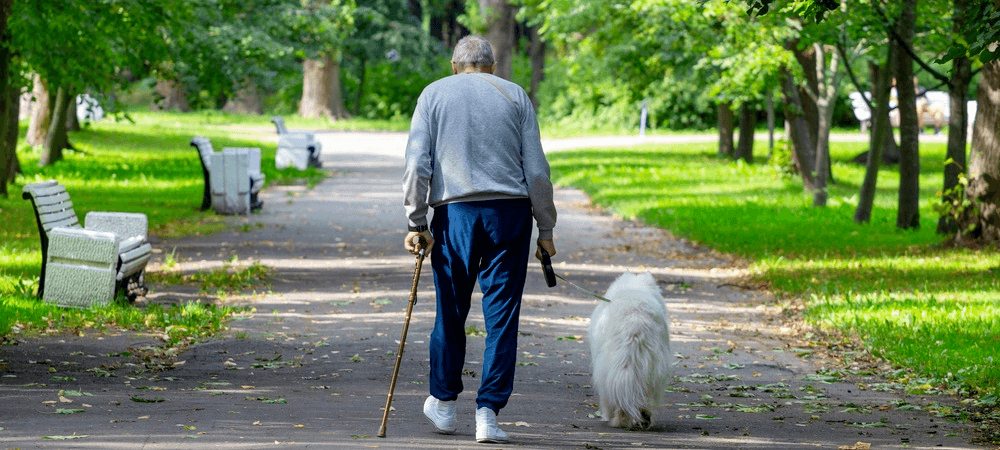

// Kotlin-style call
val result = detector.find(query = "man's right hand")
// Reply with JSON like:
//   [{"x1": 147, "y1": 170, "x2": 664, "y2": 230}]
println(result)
[
  {"x1": 535, "y1": 239, "x2": 556, "y2": 261},
  {"x1": 404, "y1": 231, "x2": 434, "y2": 255}
]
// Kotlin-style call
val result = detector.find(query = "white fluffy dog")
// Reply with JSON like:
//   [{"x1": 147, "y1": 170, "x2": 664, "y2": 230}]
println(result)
[{"x1": 588, "y1": 272, "x2": 672, "y2": 429}]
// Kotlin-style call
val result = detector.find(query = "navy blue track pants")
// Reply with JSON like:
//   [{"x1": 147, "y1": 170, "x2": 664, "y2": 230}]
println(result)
[{"x1": 428, "y1": 199, "x2": 532, "y2": 414}]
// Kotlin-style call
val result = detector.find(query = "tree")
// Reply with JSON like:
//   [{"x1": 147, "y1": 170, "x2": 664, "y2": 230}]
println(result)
[
  {"x1": 0, "y1": 0, "x2": 16, "y2": 198},
  {"x1": 298, "y1": 1, "x2": 357, "y2": 119},
  {"x1": 938, "y1": 0, "x2": 974, "y2": 233},
  {"x1": 893, "y1": 0, "x2": 921, "y2": 229},
  {"x1": 478, "y1": 0, "x2": 516, "y2": 80},
  {"x1": 963, "y1": 58, "x2": 999, "y2": 241},
  {"x1": 11, "y1": 0, "x2": 171, "y2": 166},
  {"x1": 344, "y1": 0, "x2": 438, "y2": 117}
]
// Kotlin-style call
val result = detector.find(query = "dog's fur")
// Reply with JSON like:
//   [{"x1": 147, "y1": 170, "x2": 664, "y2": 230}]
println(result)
[{"x1": 588, "y1": 272, "x2": 671, "y2": 429}]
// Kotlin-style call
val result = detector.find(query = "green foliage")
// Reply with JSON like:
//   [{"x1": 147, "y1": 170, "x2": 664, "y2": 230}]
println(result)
[
  {"x1": 159, "y1": 0, "x2": 356, "y2": 110},
  {"x1": 548, "y1": 140, "x2": 1000, "y2": 397}
]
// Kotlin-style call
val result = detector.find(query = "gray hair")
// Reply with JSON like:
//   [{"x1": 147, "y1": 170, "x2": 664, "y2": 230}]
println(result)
[{"x1": 451, "y1": 35, "x2": 495, "y2": 71}]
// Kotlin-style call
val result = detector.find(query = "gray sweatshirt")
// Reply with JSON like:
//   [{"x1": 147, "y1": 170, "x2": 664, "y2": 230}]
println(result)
[{"x1": 403, "y1": 72, "x2": 556, "y2": 240}]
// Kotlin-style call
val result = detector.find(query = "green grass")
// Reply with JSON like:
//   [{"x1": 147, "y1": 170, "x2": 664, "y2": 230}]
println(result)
[
  {"x1": 0, "y1": 110, "x2": 329, "y2": 343},
  {"x1": 548, "y1": 140, "x2": 1000, "y2": 399}
]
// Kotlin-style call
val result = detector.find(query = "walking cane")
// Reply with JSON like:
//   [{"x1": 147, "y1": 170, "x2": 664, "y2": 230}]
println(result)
[{"x1": 377, "y1": 236, "x2": 427, "y2": 438}]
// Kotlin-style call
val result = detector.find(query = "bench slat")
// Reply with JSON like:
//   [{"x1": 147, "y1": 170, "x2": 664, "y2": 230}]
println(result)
[
  {"x1": 35, "y1": 199, "x2": 75, "y2": 215},
  {"x1": 31, "y1": 190, "x2": 72, "y2": 208},
  {"x1": 118, "y1": 244, "x2": 152, "y2": 278},
  {"x1": 39, "y1": 208, "x2": 79, "y2": 227},
  {"x1": 43, "y1": 216, "x2": 82, "y2": 232},
  {"x1": 26, "y1": 183, "x2": 69, "y2": 199}
]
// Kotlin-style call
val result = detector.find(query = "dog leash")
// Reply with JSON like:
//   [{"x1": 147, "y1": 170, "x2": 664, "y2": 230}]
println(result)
[{"x1": 540, "y1": 249, "x2": 612, "y2": 303}]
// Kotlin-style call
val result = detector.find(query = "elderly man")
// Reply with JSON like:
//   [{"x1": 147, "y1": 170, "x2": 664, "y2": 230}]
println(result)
[{"x1": 402, "y1": 35, "x2": 557, "y2": 444}]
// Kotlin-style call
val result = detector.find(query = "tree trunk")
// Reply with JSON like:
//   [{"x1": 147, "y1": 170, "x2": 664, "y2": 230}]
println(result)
[
  {"x1": 40, "y1": 86, "x2": 71, "y2": 166},
  {"x1": 154, "y1": 78, "x2": 190, "y2": 112},
  {"x1": 790, "y1": 40, "x2": 820, "y2": 147},
  {"x1": 811, "y1": 43, "x2": 841, "y2": 207},
  {"x1": 894, "y1": 0, "x2": 920, "y2": 229},
  {"x1": 736, "y1": 104, "x2": 756, "y2": 163},
  {"x1": 222, "y1": 82, "x2": 264, "y2": 115},
  {"x1": 717, "y1": 102, "x2": 735, "y2": 158},
  {"x1": 528, "y1": 25, "x2": 545, "y2": 112},
  {"x1": 780, "y1": 67, "x2": 817, "y2": 190},
  {"x1": 937, "y1": 0, "x2": 973, "y2": 235},
  {"x1": 963, "y1": 58, "x2": 1000, "y2": 242},
  {"x1": 26, "y1": 75, "x2": 50, "y2": 146},
  {"x1": 855, "y1": 58, "x2": 896, "y2": 223},
  {"x1": 0, "y1": 0, "x2": 16, "y2": 197},
  {"x1": 299, "y1": 53, "x2": 350, "y2": 119},
  {"x1": 478, "y1": 0, "x2": 515, "y2": 80},
  {"x1": 65, "y1": 90, "x2": 80, "y2": 131}
]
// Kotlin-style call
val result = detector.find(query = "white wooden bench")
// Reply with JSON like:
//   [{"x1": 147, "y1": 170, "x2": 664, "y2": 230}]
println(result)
[
  {"x1": 190, "y1": 136, "x2": 264, "y2": 214},
  {"x1": 270, "y1": 116, "x2": 322, "y2": 170},
  {"x1": 22, "y1": 180, "x2": 152, "y2": 308}
]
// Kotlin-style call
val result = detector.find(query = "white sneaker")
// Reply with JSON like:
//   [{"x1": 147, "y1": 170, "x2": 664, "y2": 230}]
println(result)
[
  {"x1": 423, "y1": 396, "x2": 456, "y2": 434},
  {"x1": 475, "y1": 407, "x2": 509, "y2": 443}
]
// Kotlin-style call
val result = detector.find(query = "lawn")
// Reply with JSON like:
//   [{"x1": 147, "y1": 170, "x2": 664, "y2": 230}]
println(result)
[
  {"x1": 0, "y1": 111, "x2": 319, "y2": 344},
  {"x1": 547, "y1": 140, "x2": 1000, "y2": 400}
]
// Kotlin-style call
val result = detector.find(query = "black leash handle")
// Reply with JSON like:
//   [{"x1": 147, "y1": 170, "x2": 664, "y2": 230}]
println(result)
[{"x1": 540, "y1": 248, "x2": 557, "y2": 288}]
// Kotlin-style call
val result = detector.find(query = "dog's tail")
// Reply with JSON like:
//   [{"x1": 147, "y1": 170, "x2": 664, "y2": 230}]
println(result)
[{"x1": 596, "y1": 328, "x2": 667, "y2": 424}]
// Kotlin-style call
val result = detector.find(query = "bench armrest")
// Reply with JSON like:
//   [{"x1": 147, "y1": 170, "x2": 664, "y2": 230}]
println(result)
[
  {"x1": 47, "y1": 227, "x2": 120, "y2": 267},
  {"x1": 277, "y1": 133, "x2": 315, "y2": 148},
  {"x1": 84, "y1": 212, "x2": 148, "y2": 241}
]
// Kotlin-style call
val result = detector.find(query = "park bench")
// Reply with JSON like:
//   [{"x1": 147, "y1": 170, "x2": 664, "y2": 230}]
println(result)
[
  {"x1": 850, "y1": 90, "x2": 969, "y2": 135},
  {"x1": 270, "y1": 116, "x2": 322, "y2": 170},
  {"x1": 190, "y1": 136, "x2": 264, "y2": 215},
  {"x1": 22, "y1": 180, "x2": 152, "y2": 308}
]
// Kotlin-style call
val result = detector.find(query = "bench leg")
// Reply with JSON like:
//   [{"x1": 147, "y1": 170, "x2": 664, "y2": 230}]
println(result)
[{"x1": 117, "y1": 272, "x2": 148, "y2": 304}]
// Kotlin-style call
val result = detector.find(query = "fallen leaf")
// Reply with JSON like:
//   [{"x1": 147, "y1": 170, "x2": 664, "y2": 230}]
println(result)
[
  {"x1": 138, "y1": 415, "x2": 150, "y2": 420},
  {"x1": 241, "y1": 385, "x2": 255, "y2": 390},
  {"x1": 838, "y1": 443, "x2": 871, "y2": 450},
  {"x1": 59, "y1": 396, "x2": 73, "y2": 403},
  {"x1": 253, "y1": 420, "x2": 262, "y2": 426}
]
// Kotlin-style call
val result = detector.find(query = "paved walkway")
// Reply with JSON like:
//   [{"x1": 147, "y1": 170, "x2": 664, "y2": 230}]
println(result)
[{"x1": 0, "y1": 130, "x2": 984, "y2": 449}]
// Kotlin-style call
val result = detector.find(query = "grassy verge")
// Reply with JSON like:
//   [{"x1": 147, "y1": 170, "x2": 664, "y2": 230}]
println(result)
[
  {"x1": 0, "y1": 111, "x2": 321, "y2": 343},
  {"x1": 547, "y1": 140, "x2": 1000, "y2": 403}
]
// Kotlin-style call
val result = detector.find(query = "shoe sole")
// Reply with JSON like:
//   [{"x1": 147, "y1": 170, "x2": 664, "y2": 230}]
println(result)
[
  {"x1": 425, "y1": 416, "x2": 456, "y2": 434},
  {"x1": 476, "y1": 437, "x2": 509, "y2": 444}
]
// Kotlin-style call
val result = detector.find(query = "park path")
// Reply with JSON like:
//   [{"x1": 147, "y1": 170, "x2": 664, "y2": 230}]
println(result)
[{"x1": 0, "y1": 130, "x2": 982, "y2": 449}]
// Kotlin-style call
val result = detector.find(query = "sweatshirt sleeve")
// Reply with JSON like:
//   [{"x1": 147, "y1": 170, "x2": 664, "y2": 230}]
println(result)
[
  {"x1": 403, "y1": 94, "x2": 433, "y2": 230},
  {"x1": 519, "y1": 98, "x2": 557, "y2": 240}
]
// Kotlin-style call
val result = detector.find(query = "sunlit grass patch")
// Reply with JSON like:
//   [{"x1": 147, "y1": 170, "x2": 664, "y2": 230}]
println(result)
[
  {"x1": 548, "y1": 140, "x2": 1000, "y2": 398},
  {"x1": 0, "y1": 295, "x2": 246, "y2": 346},
  {"x1": 148, "y1": 257, "x2": 272, "y2": 296}
]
